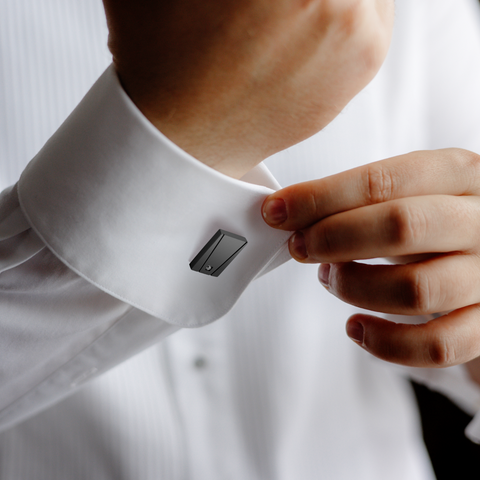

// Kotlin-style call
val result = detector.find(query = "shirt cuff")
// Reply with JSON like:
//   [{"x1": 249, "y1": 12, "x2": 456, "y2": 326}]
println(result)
[
  {"x1": 406, "y1": 364, "x2": 480, "y2": 443},
  {"x1": 18, "y1": 65, "x2": 292, "y2": 328}
]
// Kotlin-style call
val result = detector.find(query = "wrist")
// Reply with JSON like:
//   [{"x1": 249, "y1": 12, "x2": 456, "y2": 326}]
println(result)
[{"x1": 116, "y1": 68, "x2": 266, "y2": 179}]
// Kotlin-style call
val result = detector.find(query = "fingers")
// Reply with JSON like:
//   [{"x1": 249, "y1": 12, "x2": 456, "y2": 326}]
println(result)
[
  {"x1": 261, "y1": 148, "x2": 480, "y2": 369},
  {"x1": 346, "y1": 305, "x2": 480, "y2": 368},
  {"x1": 262, "y1": 149, "x2": 480, "y2": 232},
  {"x1": 321, "y1": 254, "x2": 480, "y2": 315},
  {"x1": 288, "y1": 194, "x2": 480, "y2": 263}
]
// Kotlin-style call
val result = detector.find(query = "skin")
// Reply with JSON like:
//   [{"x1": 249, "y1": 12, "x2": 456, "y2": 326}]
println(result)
[
  {"x1": 104, "y1": 2, "x2": 480, "y2": 377},
  {"x1": 262, "y1": 149, "x2": 480, "y2": 383},
  {"x1": 103, "y1": 0, "x2": 395, "y2": 178},
  {"x1": 103, "y1": 0, "x2": 480, "y2": 383}
]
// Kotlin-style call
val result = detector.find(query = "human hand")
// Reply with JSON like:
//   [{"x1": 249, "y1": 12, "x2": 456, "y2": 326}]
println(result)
[
  {"x1": 102, "y1": 0, "x2": 394, "y2": 178},
  {"x1": 262, "y1": 149, "x2": 480, "y2": 369}
]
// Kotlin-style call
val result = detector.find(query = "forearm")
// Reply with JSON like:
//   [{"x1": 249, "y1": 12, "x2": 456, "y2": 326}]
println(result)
[{"x1": 103, "y1": 0, "x2": 394, "y2": 179}]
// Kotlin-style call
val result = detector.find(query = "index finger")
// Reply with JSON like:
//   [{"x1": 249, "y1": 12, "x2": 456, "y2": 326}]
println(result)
[{"x1": 262, "y1": 148, "x2": 480, "y2": 231}]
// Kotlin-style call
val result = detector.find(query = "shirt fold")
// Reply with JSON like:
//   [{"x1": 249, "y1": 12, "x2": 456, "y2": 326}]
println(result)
[{"x1": 18, "y1": 65, "x2": 292, "y2": 328}]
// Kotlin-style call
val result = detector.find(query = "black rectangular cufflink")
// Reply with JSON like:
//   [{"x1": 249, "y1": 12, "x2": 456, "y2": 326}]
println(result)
[{"x1": 190, "y1": 229, "x2": 247, "y2": 277}]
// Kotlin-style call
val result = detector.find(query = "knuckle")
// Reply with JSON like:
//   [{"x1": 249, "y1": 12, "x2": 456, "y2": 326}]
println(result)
[
  {"x1": 336, "y1": 0, "x2": 364, "y2": 34},
  {"x1": 452, "y1": 147, "x2": 480, "y2": 166},
  {"x1": 441, "y1": 147, "x2": 480, "y2": 195},
  {"x1": 308, "y1": 190, "x2": 322, "y2": 221},
  {"x1": 427, "y1": 333, "x2": 456, "y2": 367},
  {"x1": 317, "y1": 223, "x2": 337, "y2": 259},
  {"x1": 387, "y1": 202, "x2": 427, "y2": 249},
  {"x1": 335, "y1": 0, "x2": 389, "y2": 71},
  {"x1": 461, "y1": 149, "x2": 480, "y2": 194},
  {"x1": 359, "y1": 40, "x2": 385, "y2": 74},
  {"x1": 328, "y1": 0, "x2": 384, "y2": 54},
  {"x1": 365, "y1": 164, "x2": 396, "y2": 205},
  {"x1": 401, "y1": 269, "x2": 432, "y2": 313}
]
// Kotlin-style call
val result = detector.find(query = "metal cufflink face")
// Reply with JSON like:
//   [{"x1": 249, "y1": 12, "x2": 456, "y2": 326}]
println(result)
[{"x1": 190, "y1": 229, "x2": 247, "y2": 277}]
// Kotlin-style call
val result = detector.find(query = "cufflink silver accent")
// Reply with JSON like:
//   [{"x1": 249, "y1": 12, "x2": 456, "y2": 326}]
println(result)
[{"x1": 190, "y1": 229, "x2": 247, "y2": 277}]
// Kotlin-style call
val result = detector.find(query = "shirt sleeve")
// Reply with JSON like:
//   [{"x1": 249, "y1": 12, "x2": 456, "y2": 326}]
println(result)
[
  {"x1": 395, "y1": 357, "x2": 480, "y2": 443},
  {"x1": 0, "y1": 65, "x2": 291, "y2": 432}
]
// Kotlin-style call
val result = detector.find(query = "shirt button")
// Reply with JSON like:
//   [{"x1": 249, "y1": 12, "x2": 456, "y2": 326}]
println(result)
[{"x1": 194, "y1": 356, "x2": 207, "y2": 369}]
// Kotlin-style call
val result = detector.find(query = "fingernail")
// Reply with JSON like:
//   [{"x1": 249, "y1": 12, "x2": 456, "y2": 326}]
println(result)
[
  {"x1": 290, "y1": 232, "x2": 307, "y2": 260},
  {"x1": 263, "y1": 198, "x2": 287, "y2": 225},
  {"x1": 346, "y1": 321, "x2": 364, "y2": 345},
  {"x1": 318, "y1": 263, "x2": 330, "y2": 286}
]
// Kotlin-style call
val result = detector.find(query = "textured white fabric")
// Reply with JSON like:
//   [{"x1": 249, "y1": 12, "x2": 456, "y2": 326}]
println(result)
[
  {"x1": 1, "y1": 0, "x2": 480, "y2": 479},
  {"x1": 18, "y1": 65, "x2": 291, "y2": 327}
]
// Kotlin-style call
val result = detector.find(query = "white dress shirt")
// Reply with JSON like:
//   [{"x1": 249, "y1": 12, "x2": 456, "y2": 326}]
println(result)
[{"x1": 1, "y1": 0, "x2": 480, "y2": 478}]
